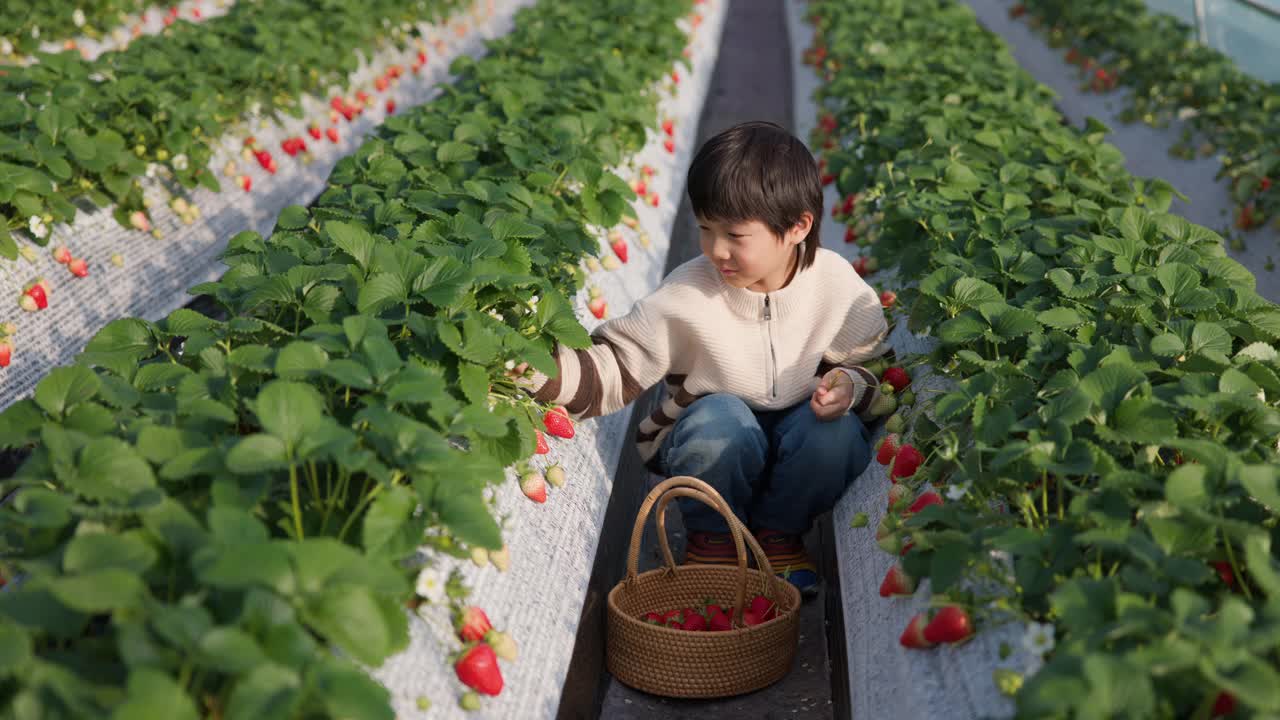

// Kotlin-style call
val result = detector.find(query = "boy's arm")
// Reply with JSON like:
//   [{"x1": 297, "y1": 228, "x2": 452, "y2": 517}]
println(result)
[
  {"x1": 523, "y1": 298, "x2": 671, "y2": 419},
  {"x1": 814, "y1": 288, "x2": 892, "y2": 420}
]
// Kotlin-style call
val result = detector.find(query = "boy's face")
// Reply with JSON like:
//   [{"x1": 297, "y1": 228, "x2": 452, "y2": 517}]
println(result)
[{"x1": 696, "y1": 213, "x2": 811, "y2": 294}]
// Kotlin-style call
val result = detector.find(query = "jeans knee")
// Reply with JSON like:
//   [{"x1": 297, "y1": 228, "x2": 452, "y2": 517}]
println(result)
[
  {"x1": 666, "y1": 394, "x2": 766, "y2": 474},
  {"x1": 776, "y1": 405, "x2": 870, "y2": 473}
]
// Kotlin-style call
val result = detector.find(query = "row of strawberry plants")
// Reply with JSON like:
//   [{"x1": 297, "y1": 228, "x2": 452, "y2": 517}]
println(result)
[
  {"x1": 0, "y1": 0, "x2": 150, "y2": 57},
  {"x1": 807, "y1": 0, "x2": 1280, "y2": 716},
  {"x1": 0, "y1": 0, "x2": 467, "y2": 260},
  {"x1": 0, "y1": 0, "x2": 693, "y2": 716},
  {"x1": 1006, "y1": 0, "x2": 1280, "y2": 234}
]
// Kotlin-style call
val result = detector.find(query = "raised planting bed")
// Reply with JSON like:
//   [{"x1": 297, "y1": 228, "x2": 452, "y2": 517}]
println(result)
[
  {"x1": 797, "y1": 0, "x2": 1280, "y2": 717},
  {"x1": 0, "y1": 0, "x2": 726, "y2": 717}
]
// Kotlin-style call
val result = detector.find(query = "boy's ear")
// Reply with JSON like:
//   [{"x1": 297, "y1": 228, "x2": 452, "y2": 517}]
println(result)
[{"x1": 788, "y1": 212, "x2": 814, "y2": 245}]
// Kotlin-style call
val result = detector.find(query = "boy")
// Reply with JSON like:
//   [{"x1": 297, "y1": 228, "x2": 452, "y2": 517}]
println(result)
[{"x1": 520, "y1": 121, "x2": 890, "y2": 595}]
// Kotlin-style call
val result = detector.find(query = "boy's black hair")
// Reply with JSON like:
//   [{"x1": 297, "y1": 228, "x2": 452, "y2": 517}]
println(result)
[{"x1": 686, "y1": 120, "x2": 824, "y2": 270}]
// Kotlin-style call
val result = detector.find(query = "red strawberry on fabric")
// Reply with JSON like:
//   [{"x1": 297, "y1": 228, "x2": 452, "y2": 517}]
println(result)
[
  {"x1": 544, "y1": 409, "x2": 574, "y2": 439},
  {"x1": 52, "y1": 246, "x2": 72, "y2": 264},
  {"x1": 879, "y1": 565, "x2": 916, "y2": 597},
  {"x1": 375, "y1": 76, "x2": 390, "y2": 92},
  {"x1": 455, "y1": 643, "x2": 504, "y2": 695},
  {"x1": 588, "y1": 297, "x2": 607, "y2": 319},
  {"x1": 641, "y1": 164, "x2": 655, "y2": 178},
  {"x1": 923, "y1": 605, "x2": 972, "y2": 644},
  {"x1": 648, "y1": 193, "x2": 660, "y2": 207},
  {"x1": 662, "y1": 118, "x2": 675, "y2": 137},
  {"x1": 670, "y1": 70, "x2": 680, "y2": 84},
  {"x1": 611, "y1": 236, "x2": 628, "y2": 263},
  {"x1": 907, "y1": 490, "x2": 943, "y2": 515},
  {"x1": 900, "y1": 613, "x2": 935, "y2": 649},
  {"x1": 0, "y1": 341, "x2": 11, "y2": 367},
  {"x1": 875, "y1": 433, "x2": 900, "y2": 465},
  {"x1": 457, "y1": 607, "x2": 493, "y2": 643},
  {"x1": 844, "y1": 226, "x2": 857, "y2": 244},
  {"x1": 534, "y1": 431, "x2": 550, "y2": 455},
  {"x1": 68, "y1": 258, "x2": 88, "y2": 277},
  {"x1": 891, "y1": 444, "x2": 923, "y2": 480},
  {"x1": 852, "y1": 257, "x2": 868, "y2": 277},
  {"x1": 386, "y1": 99, "x2": 396, "y2": 114},
  {"x1": 520, "y1": 471, "x2": 546, "y2": 503},
  {"x1": 24, "y1": 283, "x2": 48, "y2": 310},
  {"x1": 309, "y1": 125, "x2": 323, "y2": 140},
  {"x1": 237, "y1": 175, "x2": 252, "y2": 192},
  {"x1": 631, "y1": 179, "x2": 647, "y2": 196},
  {"x1": 882, "y1": 366, "x2": 910, "y2": 391},
  {"x1": 880, "y1": 290, "x2": 897, "y2": 309},
  {"x1": 327, "y1": 127, "x2": 340, "y2": 143},
  {"x1": 663, "y1": 139, "x2": 675, "y2": 154}
]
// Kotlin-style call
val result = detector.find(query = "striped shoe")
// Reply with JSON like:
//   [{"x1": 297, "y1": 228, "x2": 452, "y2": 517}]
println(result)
[
  {"x1": 683, "y1": 531, "x2": 740, "y2": 566},
  {"x1": 755, "y1": 529, "x2": 819, "y2": 597}
]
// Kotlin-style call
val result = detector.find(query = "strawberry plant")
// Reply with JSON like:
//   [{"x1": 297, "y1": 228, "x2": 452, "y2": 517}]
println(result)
[
  {"x1": 1008, "y1": 0, "x2": 1280, "y2": 235},
  {"x1": 0, "y1": 0, "x2": 150, "y2": 57},
  {"x1": 0, "y1": 0, "x2": 696, "y2": 715},
  {"x1": 810, "y1": 0, "x2": 1280, "y2": 716},
  {"x1": 0, "y1": 0, "x2": 471, "y2": 261}
]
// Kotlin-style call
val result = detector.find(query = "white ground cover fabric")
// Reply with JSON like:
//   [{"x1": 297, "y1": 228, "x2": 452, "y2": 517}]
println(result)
[
  {"x1": 9, "y1": 0, "x2": 235, "y2": 66},
  {"x1": 368, "y1": 3, "x2": 730, "y2": 717},
  {"x1": 0, "y1": 0, "x2": 520, "y2": 408},
  {"x1": 785, "y1": 2, "x2": 1043, "y2": 718}
]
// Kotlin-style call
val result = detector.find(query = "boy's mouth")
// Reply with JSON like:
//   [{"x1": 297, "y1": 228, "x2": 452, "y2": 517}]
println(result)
[{"x1": 718, "y1": 266, "x2": 738, "y2": 276}]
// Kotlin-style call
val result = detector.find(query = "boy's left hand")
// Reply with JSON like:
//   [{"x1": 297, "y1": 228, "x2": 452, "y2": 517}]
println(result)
[{"x1": 811, "y1": 369, "x2": 854, "y2": 422}]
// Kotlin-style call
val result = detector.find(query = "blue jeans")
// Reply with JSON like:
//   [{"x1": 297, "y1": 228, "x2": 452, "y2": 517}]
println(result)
[{"x1": 653, "y1": 393, "x2": 872, "y2": 535}]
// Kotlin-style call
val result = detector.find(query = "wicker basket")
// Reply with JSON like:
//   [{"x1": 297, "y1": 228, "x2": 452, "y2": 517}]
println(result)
[{"x1": 605, "y1": 476, "x2": 801, "y2": 698}]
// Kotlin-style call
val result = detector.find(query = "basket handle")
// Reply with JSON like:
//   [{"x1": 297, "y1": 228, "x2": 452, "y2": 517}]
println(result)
[
  {"x1": 654, "y1": 488, "x2": 781, "y2": 610},
  {"x1": 624, "y1": 476, "x2": 780, "y2": 624}
]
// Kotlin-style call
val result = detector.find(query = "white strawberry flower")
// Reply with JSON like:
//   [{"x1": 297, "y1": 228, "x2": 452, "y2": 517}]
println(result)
[
  {"x1": 504, "y1": 360, "x2": 516, "y2": 370},
  {"x1": 31, "y1": 26, "x2": 39, "y2": 40},
  {"x1": 1177, "y1": 107, "x2": 1200, "y2": 121},
  {"x1": 172, "y1": 153, "x2": 189, "y2": 171},
  {"x1": 945, "y1": 482, "x2": 969, "y2": 501},
  {"x1": 73, "y1": 9, "x2": 86, "y2": 28},
  {"x1": 0, "y1": 38, "x2": 13, "y2": 56},
  {"x1": 1021, "y1": 622, "x2": 1056, "y2": 657},
  {"x1": 27, "y1": 215, "x2": 47, "y2": 239},
  {"x1": 145, "y1": 163, "x2": 159, "y2": 179},
  {"x1": 414, "y1": 566, "x2": 447, "y2": 604}
]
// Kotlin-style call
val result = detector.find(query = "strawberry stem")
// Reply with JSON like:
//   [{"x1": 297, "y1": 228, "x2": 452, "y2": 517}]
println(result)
[
  {"x1": 1220, "y1": 525, "x2": 1253, "y2": 601},
  {"x1": 289, "y1": 462, "x2": 305, "y2": 539}
]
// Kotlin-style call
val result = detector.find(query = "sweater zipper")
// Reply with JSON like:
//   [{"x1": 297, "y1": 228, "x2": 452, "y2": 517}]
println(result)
[{"x1": 764, "y1": 295, "x2": 778, "y2": 398}]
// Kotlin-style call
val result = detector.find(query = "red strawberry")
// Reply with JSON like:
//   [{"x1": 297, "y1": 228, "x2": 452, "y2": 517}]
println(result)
[
  {"x1": 611, "y1": 237, "x2": 628, "y2": 263},
  {"x1": 819, "y1": 113, "x2": 837, "y2": 133},
  {"x1": 52, "y1": 246, "x2": 72, "y2": 264},
  {"x1": 681, "y1": 610, "x2": 707, "y2": 631},
  {"x1": 355, "y1": 90, "x2": 370, "y2": 105},
  {"x1": 454, "y1": 643, "x2": 504, "y2": 695},
  {"x1": 0, "y1": 341, "x2": 10, "y2": 367},
  {"x1": 879, "y1": 565, "x2": 916, "y2": 597},
  {"x1": 663, "y1": 139, "x2": 675, "y2": 154},
  {"x1": 907, "y1": 490, "x2": 943, "y2": 515},
  {"x1": 326, "y1": 127, "x2": 340, "y2": 143},
  {"x1": 457, "y1": 607, "x2": 493, "y2": 643},
  {"x1": 648, "y1": 193, "x2": 660, "y2": 207},
  {"x1": 749, "y1": 595, "x2": 778, "y2": 621},
  {"x1": 881, "y1": 366, "x2": 910, "y2": 391},
  {"x1": 1212, "y1": 691, "x2": 1236, "y2": 717},
  {"x1": 742, "y1": 609, "x2": 766, "y2": 627},
  {"x1": 1261, "y1": 177, "x2": 1272, "y2": 193},
  {"x1": 544, "y1": 410, "x2": 575, "y2": 439},
  {"x1": 899, "y1": 613, "x2": 935, "y2": 649},
  {"x1": 642, "y1": 611, "x2": 663, "y2": 625},
  {"x1": 386, "y1": 99, "x2": 396, "y2": 114},
  {"x1": 708, "y1": 610, "x2": 732, "y2": 631},
  {"x1": 68, "y1": 258, "x2": 88, "y2": 278},
  {"x1": 417, "y1": 50, "x2": 428, "y2": 65},
  {"x1": 663, "y1": 609, "x2": 684, "y2": 628},
  {"x1": 662, "y1": 118, "x2": 675, "y2": 137},
  {"x1": 237, "y1": 175, "x2": 252, "y2": 192},
  {"x1": 588, "y1": 297, "x2": 607, "y2": 319},
  {"x1": 671, "y1": 70, "x2": 680, "y2": 84},
  {"x1": 375, "y1": 76, "x2": 390, "y2": 93},
  {"x1": 631, "y1": 179, "x2": 647, "y2": 196},
  {"x1": 309, "y1": 125, "x2": 323, "y2": 140},
  {"x1": 641, "y1": 164, "x2": 655, "y2": 178},
  {"x1": 887, "y1": 482, "x2": 910, "y2": 510},
  {"x1": 923, "y1": 605, "x2": 972, "y2": 644},
  {"x1": 844, "y1": 226, "x2": 857, "y2": 243},
  {"x1": 891, "y1": 445, "x2": 924, "y2": 480},
  {"x1": 25, "y1": 284, "x2": 48, "y2": 310},
  {"x1": 875, "y1": 433, "x2": 900, "y2": 465},
  {"x1": 534, "y1": 431, "x2": 550, "y2": 455},
  {"x1": 520, "y1": 471, "x2": 546, "y2": 503},
  {"x1": 1212, "y1": 560, "x2": 1235, "y2": 588},
  {"x1": 880, "y1": 290, "x2": 897, "y2": 308},
  {"x1": 852, "y1": 257, "x2": 868, "y2": 277}
]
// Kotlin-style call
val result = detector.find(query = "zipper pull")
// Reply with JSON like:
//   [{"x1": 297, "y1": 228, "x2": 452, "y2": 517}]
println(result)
[{"x1": 764, "y1": 295, "x2": 771, "y2": 321}]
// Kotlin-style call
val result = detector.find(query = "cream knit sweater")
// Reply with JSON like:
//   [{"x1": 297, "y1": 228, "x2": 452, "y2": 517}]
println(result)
[{"x1": 530, "y1": 247, "x2": 891, "y2": 462}]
